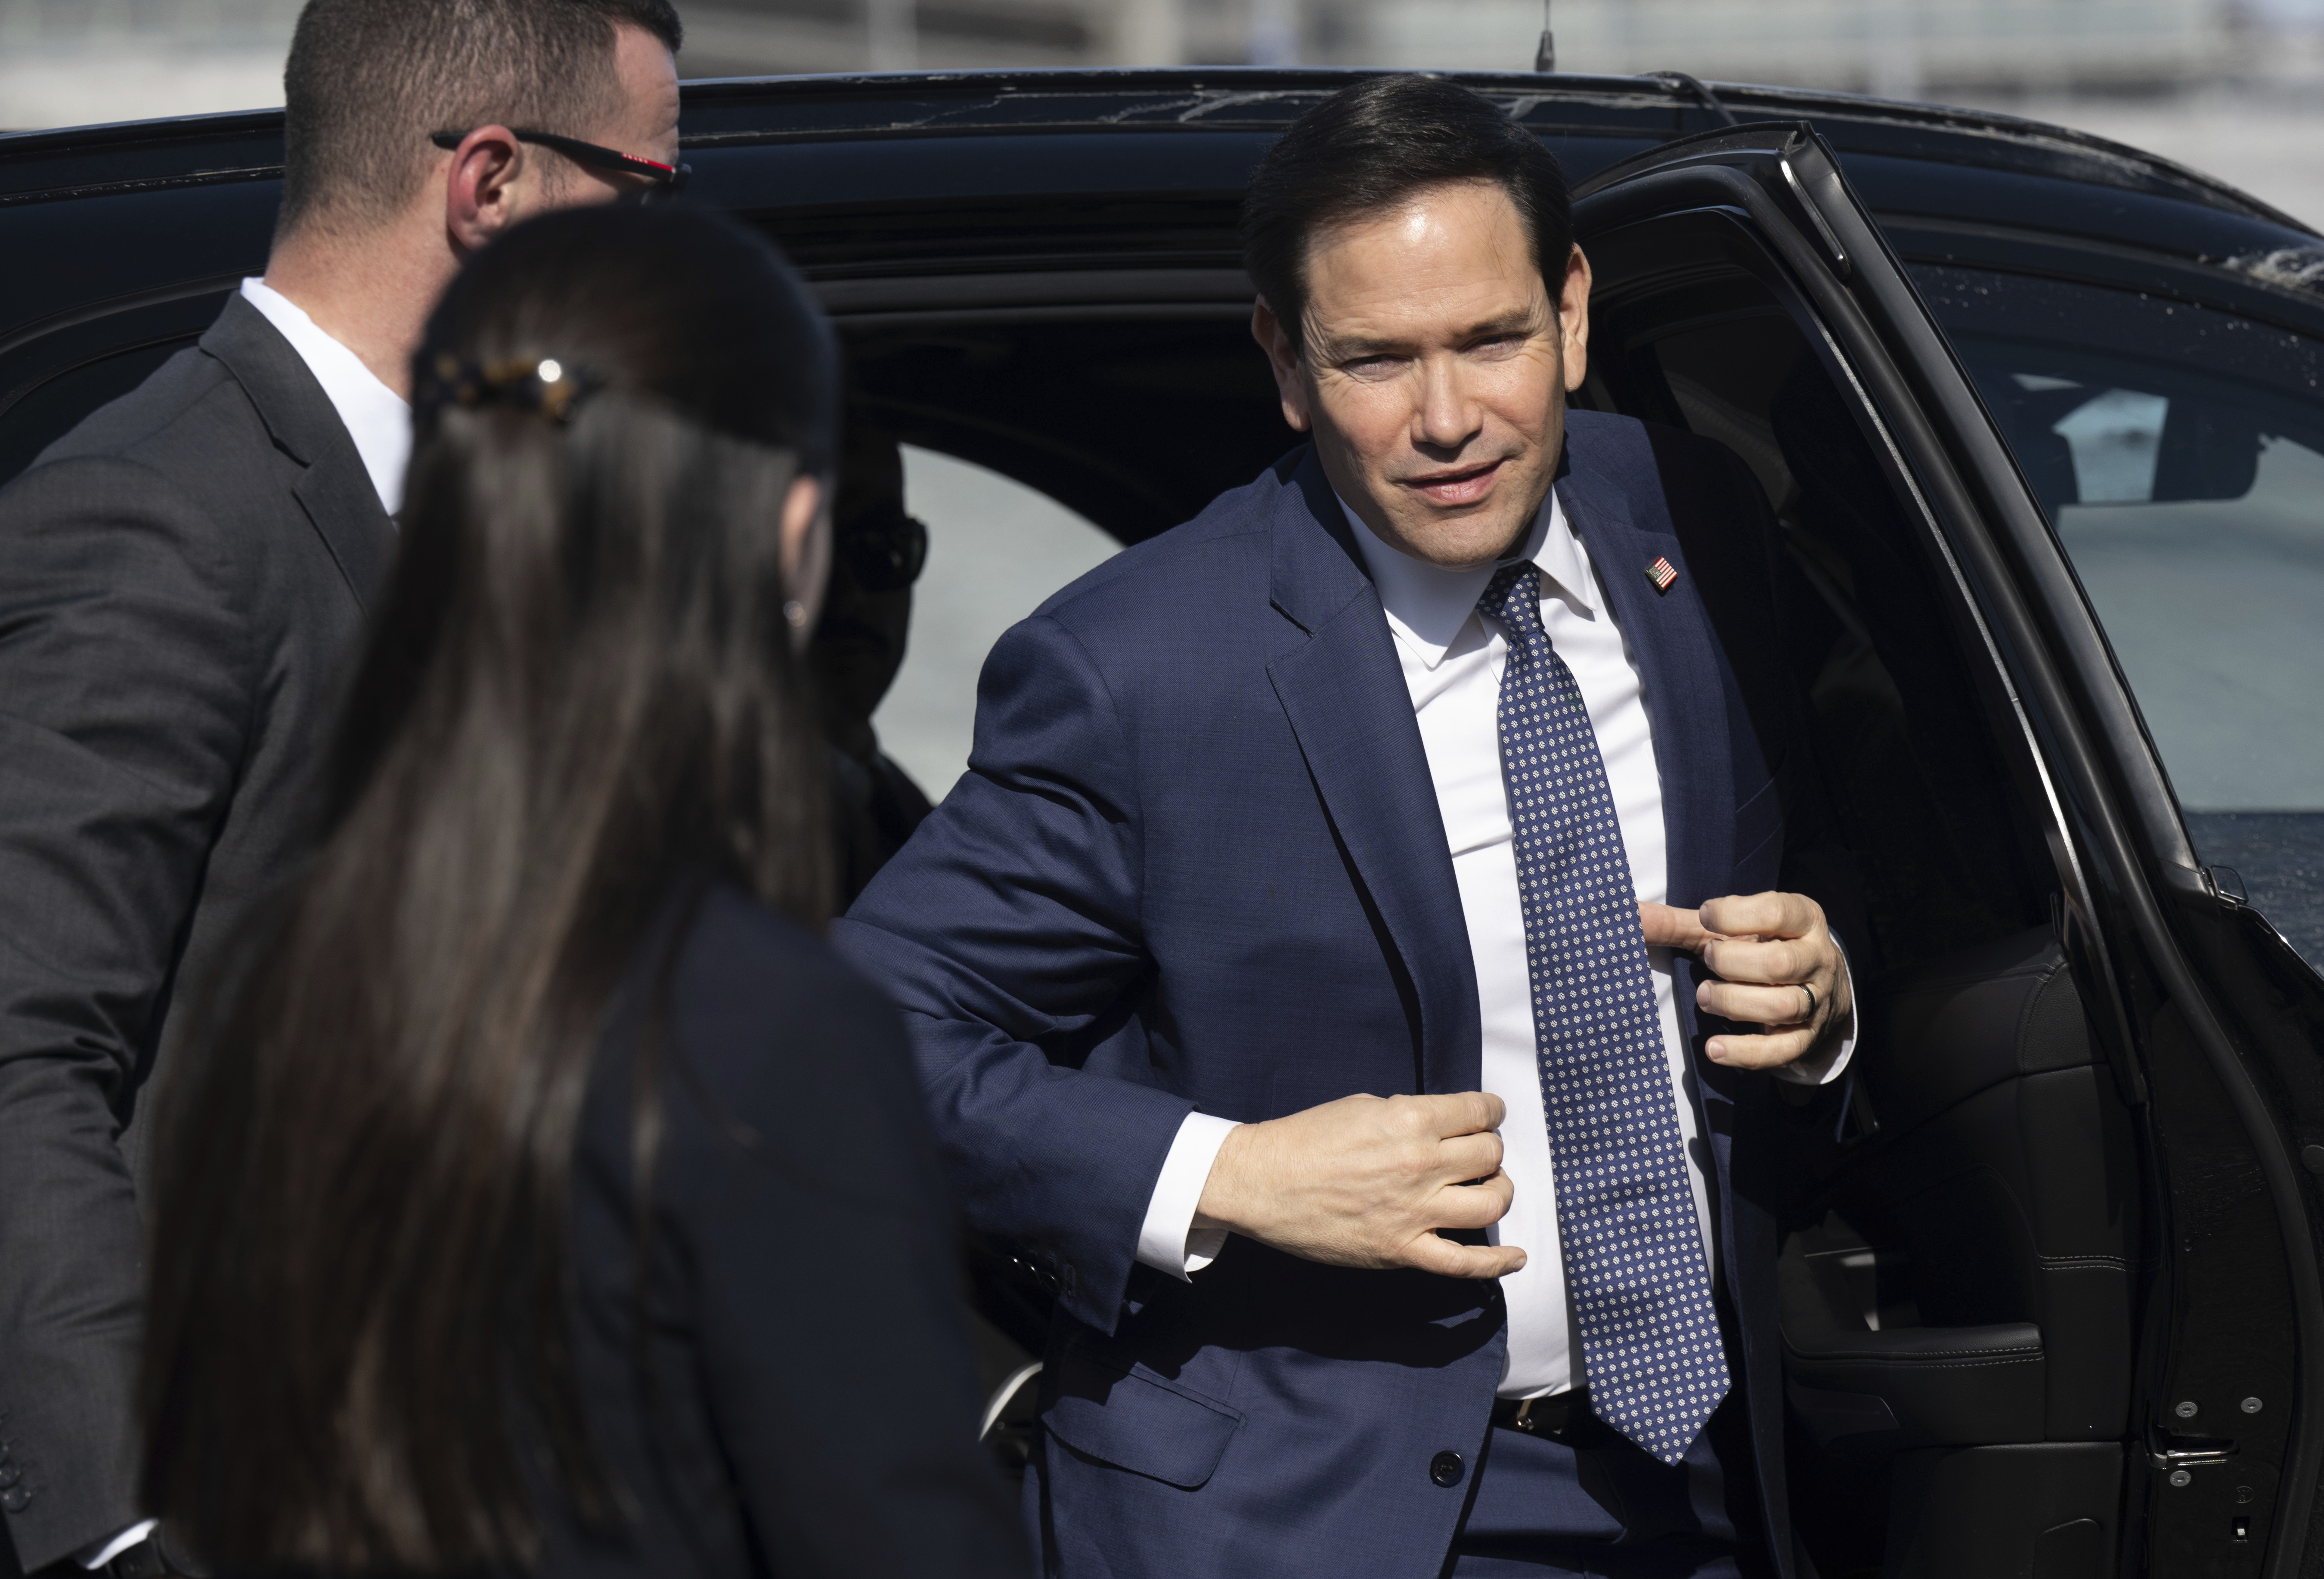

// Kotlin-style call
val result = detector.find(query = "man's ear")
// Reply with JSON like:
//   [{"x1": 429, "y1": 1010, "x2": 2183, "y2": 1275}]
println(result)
[
  {"x1": 779, "y1": 473, "x2": 831, "y2": 652},
  {"x1": 1250, "y1": 297, "x2": 1312, "y2": 434},
  {"x1": 1558, "y1": 244, "x2": 1593, "y2": 394},
  {"x1": 444, "y1": 126, "x2": 526, "y2": 254}
]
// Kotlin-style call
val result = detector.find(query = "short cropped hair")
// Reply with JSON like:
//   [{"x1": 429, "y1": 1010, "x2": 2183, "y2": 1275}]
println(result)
[
  {"x1": 1240, "y1": 76, "x2": 1573, "y2": 354},
  {"x1": 278, "y1": 0, "x2": 684, "y2": 239}
]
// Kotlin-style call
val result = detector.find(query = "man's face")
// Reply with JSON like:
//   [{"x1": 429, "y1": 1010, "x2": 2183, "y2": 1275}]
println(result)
[
  {"x1": 1254, "y1": 178, "x2": 1591, "y2": 571},
  {"x1": 568, "y1": 24, "x2": 682, "y2": 197},
  {"x1": 810, "y1": 427, "x2": 917, "y2": 756},
  {"x1": 516, "y1": 23, "x2": 680, "y2": 212},
  {"x1": 439, "y1": 26, "x2": 681, "y2": 247}
]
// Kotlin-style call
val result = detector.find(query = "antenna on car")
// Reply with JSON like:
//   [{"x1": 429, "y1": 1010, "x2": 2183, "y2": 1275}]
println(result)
[{"x1": 1534, "y1": 0, "x2": 1556, "y2": 72}]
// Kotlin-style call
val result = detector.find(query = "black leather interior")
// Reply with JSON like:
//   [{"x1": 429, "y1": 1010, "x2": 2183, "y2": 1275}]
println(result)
[
  {"x1": 1781, "y1": 1229, "x2": 2045, "y2": 1451},
  {"x1": 1577, "y1": 254, "x2": 2138, "y2": 1574},
  {"x1": 1883, "y1": 1444, "x2": 2123, "y2": 1579},
  {"x1": 1853, "y1": 925, "x2": 2098, "y2": 1128},
  {"x1": 1782, "y1": 925, "x2": 2141, "y2": 1570}
]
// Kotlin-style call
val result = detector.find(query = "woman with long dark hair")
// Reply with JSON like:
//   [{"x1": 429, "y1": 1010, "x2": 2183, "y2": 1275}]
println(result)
[{"x1": 139, "y1": 204, "x2": 1023, "y2": 1578}]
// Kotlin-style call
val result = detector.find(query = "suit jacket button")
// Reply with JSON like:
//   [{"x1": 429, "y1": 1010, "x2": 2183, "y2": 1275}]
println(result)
[
  {"x1": 1, "y1": 1484, "x2": 28, "y2": 1512},
  {"x1": 0, "y1": 1463, "x2": 18, "y2": 1488},
  {"x1": 1429, "y1": 1450, "x2": 1465, "y2": 1487}
]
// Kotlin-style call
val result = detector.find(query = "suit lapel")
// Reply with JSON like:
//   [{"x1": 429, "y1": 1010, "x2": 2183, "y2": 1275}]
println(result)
[
  {"x1": 292, "y1": 457, "x2": 396, "y2": 610},
  {"x1": 1557, "y1": 426, "x2": 1747, "y2": 1103},
  {"x1": 200, "y1": 293, "x2": 395, "y2": 608},
  {"x1": 1565, "y1": 422, "x2": 1796, "y2": 1579},
  {"x1": 1264, "y1": 451, "x2": 1482, "y2": 1096},
  {"x1": 1555, "y1": 432, "x2": 1734, "y2": 915}
]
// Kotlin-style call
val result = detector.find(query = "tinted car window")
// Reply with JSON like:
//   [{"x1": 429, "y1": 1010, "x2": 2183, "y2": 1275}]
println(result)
[
  {"x1": 1916, "y1": 265, "x2": 2324, "y2": 971},
  {"x1": 874, "y1": 444, "x2": 1119, "y2": 801},
  {"x1": 1582, "y1": 264, "x2": 2053, "y2": 973}
]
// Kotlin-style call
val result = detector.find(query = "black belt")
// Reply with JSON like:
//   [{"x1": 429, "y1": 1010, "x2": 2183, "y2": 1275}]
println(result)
[{"x1": 1490, "y1": 1387, "x2": 1615, "y2": 1448}]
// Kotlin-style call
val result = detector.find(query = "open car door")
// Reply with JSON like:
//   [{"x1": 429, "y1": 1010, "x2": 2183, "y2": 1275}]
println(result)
[{"x1": 1568, "y1": 124, "x2": 2324, "y2": 1578}]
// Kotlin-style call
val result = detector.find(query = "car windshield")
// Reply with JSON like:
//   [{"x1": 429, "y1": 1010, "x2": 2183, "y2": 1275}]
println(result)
[{"x1": 1915, "y1": 264, "x2": 2324, "y2": 971}]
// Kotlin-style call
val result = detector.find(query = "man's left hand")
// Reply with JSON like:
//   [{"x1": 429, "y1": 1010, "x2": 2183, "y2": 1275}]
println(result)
[{"x1": 1637, "y1": 891, "x2": 1850, "y2": 1071}]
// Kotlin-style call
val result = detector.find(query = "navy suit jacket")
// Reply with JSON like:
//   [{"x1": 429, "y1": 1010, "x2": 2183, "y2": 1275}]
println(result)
[{"x1": 833, "y1": 411, "x2": 1854, "y2": 1578}]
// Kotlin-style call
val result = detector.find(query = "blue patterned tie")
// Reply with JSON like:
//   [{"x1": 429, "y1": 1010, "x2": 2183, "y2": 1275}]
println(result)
[{"x1": 1481, "y1": 561, "x2": 1729, "y2": 1465}]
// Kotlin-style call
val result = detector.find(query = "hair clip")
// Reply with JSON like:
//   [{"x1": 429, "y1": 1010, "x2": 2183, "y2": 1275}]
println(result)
[{"x1": 422, "y1": 351, "x2": 604, "y2": 425}]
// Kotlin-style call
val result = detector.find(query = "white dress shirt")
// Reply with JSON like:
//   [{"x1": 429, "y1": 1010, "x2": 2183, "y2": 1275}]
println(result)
[
  {"x1": 1136, "y1": 483, "x2": 1853, "y2": 1400},
  {"x1": 239, "y1": 277, "x2": 411, "y2": 518}
]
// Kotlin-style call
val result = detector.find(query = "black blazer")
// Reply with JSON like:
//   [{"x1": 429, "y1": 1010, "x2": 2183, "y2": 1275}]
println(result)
[
  {"x1": 0, "y1": 295, "x2": 393, "y2": 1569},
  {"x1": 543, "y1": 882, "x2": 1024, "y2": 1578}
]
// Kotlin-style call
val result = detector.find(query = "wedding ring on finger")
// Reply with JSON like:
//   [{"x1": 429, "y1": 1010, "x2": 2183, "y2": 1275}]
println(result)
[{"x1": 1797, "y1": 982, "x2": 1817, "y2": 1023}]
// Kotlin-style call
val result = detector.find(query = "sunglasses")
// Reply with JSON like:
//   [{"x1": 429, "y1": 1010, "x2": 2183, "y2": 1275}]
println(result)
[
  {"x1": 838, "y1": 504, "x2": 929, "y2": 594},
  {"x1": 430, "y1": 128, "x2": 691, "y2": 201}
]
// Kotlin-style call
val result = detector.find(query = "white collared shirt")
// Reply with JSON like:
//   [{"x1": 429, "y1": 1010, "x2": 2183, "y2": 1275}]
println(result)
[
  {"x1": 1137, "y1": 484, "x2": 1852, "y2": 1400},
  {"x1": 239, "y1": 277, "x2": 410, "y2": 518}
]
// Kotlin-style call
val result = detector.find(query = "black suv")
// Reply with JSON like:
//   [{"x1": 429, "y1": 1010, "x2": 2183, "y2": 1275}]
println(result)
[{"x1": 4, "y1": 68, "x2": 2321, "y2": 1579}]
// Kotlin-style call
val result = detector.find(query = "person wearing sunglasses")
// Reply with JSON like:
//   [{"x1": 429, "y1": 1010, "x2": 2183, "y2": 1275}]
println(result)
[
  {"x1": 139, "y1": 200, "x2": 1026, "y2": 1579},
  {"x1": 0, "y1": 4, "x2": 680, "y2": 1575},
  {"x1": 809, "y1": 413, "x2": 937, "y2": 904},
  {"x1": 428, "y1": 126, "x2": 691, "y2": 203}
]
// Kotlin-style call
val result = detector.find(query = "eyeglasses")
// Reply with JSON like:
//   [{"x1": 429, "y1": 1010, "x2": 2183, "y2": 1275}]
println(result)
[
  {"x1": 837, "y1": 504, "x2": 929, "y2": 594},
  {"x1": 429, "y1": 128, "x2": 690, "y2": 201}
]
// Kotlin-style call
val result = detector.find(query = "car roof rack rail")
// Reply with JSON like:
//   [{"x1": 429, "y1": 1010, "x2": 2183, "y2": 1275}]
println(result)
[{"x1": 1641, "y1": 70, "x2": 1740, "y2": 127}]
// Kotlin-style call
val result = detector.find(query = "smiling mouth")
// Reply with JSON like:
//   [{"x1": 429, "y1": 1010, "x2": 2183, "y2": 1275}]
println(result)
[{"x1": 1400, "y1": 459, "x2": 1505, "y2": 507}]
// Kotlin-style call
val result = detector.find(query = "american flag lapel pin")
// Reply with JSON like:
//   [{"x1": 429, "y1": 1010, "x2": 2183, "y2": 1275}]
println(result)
[{"x1": 1645, "y1": 555, "x2": 1679, "y2": 594}]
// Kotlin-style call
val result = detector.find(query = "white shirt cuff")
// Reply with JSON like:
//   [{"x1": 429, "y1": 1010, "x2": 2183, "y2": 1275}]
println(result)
[
  {"x1": 79, "y1": 1520, "x2": 156, "y2": 1568},
  {"x1": 1773, "y1": 938, "x2": 1858, "y2": 1087},
  {"x1": 1135, "y1": 1112, "x2": 1242, "y2": 1279}
]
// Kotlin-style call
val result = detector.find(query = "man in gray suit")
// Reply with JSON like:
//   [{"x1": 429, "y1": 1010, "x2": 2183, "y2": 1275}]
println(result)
[{"x1": 0, "y1": 3, "x2": 682, "y2": 1572}]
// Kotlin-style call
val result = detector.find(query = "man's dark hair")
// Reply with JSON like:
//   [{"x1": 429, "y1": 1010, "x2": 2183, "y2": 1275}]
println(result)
[
  {"x1": 279, "y1": 0, "x2": 684, "y2": 239},
  {"x1": 1240, "y1": 76, "x2": 1573, "y2": 352}
]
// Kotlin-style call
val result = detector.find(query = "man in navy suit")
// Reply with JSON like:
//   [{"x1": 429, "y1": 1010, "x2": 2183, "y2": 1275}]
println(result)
[{"x1": 834, "y1": 76, "x2": 1860, "y2": 1578}]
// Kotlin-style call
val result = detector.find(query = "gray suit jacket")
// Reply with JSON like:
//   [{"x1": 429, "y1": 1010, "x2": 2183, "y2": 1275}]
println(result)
[{"x1": 0, "y1": 294, "x2": 391, "y2": 1570}]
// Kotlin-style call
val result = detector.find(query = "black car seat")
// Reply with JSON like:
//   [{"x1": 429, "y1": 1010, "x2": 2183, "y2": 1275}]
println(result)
[{"x1": 1785, "y1": 924, "x2": 2139, "y2": 1578}]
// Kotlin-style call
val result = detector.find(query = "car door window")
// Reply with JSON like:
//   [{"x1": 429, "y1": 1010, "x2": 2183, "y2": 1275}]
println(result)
[
  {"x1": 1577, "y1": 212, "x2": 2131, "y2": 1574},
  {"x1": 1914, "y1": 266, "x2": 2324, "y2": 971},
  {"x1": 872, "y1": 445, "x2": 1119, "y2": 800},
  {"x1": 1580, "y1": 262, "x2": 2052, "y2": 975}
]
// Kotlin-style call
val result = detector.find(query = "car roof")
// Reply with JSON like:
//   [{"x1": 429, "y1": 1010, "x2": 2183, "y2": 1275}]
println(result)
[
  {"x1": 0, "y1": 65, "x2": 2313, "y2": 242},
  {"x1": 4, "y1": 66, "x2": 2319, "y2": 363}
]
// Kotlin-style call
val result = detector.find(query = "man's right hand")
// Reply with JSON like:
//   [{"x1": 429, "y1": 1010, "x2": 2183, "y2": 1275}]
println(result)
[{"x1": 1190, "y1": 1092, "x2": 1525, "y2": 1279}]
